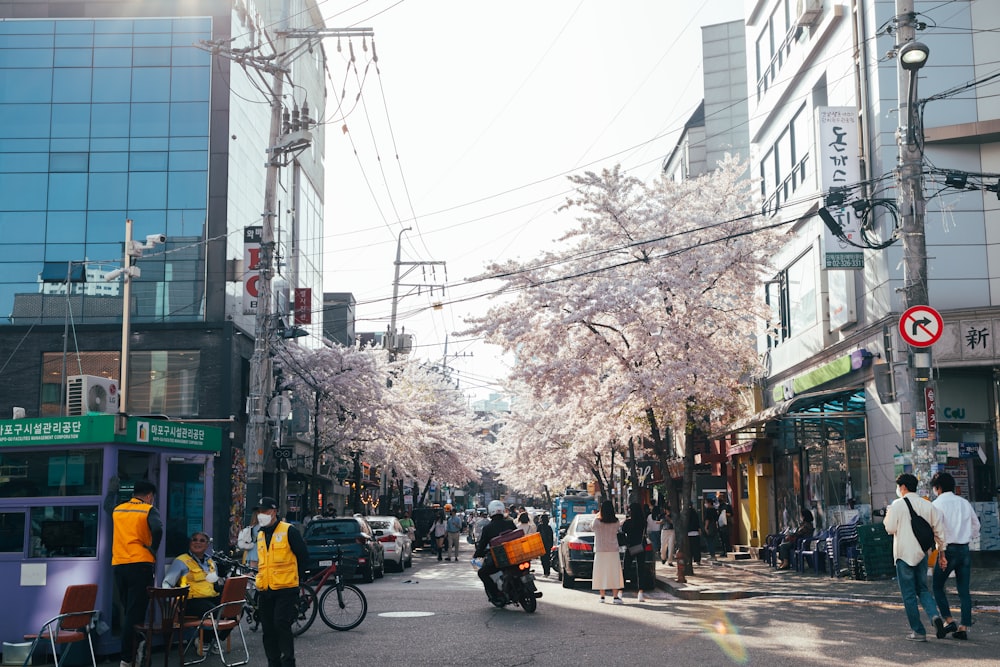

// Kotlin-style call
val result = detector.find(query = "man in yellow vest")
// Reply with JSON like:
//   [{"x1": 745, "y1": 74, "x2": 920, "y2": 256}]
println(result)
[
  {"x1": 163, "y1": 531, "x2": 220, "y2": 617},
  {"x1": 112, "y1": 480, "x2": 162, "y2": 667},
  {"x1": 255, "y1": 497, "x2": 309, "y2": 667}
]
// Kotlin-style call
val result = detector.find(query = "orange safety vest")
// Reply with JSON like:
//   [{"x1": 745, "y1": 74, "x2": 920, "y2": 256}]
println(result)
[
  {"x1": 256, "y1": 522, "x2": 299, "y2": 591},
  {"x1": 112, "y1": 498, "x2": 154, "y2": 566},
  {"x1": 177, "y1": 553, "x2": 218, "y2": 599}
]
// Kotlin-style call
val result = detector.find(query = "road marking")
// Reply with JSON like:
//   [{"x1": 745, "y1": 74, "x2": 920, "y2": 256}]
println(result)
[{"x1": 378, "y1": 611, "x2": 435, "y2": 617}]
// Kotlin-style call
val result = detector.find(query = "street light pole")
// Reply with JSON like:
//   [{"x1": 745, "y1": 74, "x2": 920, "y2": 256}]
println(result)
[
  {"x1": 387, "y1": 227, "x2": 411, "y2": 359},
  {"x1": 895, "y1": 0, "x2": 933, "y2": 495}
]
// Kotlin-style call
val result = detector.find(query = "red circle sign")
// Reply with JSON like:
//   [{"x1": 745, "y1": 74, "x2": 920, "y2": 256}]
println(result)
[{"x1": 899, "y1": 306, "x2": 943, "y2": 347}]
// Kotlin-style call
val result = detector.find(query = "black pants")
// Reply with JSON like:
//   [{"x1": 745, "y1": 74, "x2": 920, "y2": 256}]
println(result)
[
  {"x1": 478, "y1": 559, "x2": 501, "y2": 599},
  {"x1": 114, "y1": 562, "x2": 154, "y2": 663},
  {"x1": 259, "y1": 587, "x2": 298, "y2": 667},
  {"x1": 540, "y1": 551, "x2": 551, "y2": 575},
  {"x1": 687, "y1": 534, "x2": 701, "y2": 563},
  {"x1": 623, "y1": 551, "x2": 652, "y2": 590}
]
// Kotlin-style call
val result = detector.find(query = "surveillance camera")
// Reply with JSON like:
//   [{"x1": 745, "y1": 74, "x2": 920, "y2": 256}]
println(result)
[{"x1": 146, "y1": 234, "x2": 167, "y2": 245}]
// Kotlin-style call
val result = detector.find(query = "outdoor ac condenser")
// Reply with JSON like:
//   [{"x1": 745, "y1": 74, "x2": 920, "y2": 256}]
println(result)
[{"x1": 66, "y1": 375, "x2": 120, "y2": 416}]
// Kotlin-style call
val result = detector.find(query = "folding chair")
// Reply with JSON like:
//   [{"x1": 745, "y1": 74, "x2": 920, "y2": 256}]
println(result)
[
  {"x1": 22, "y1": 583, "x2": 99, "y2": 667},
  {"x1": 181, "y1": 576, "x2": 250, "y2": 667},
  {"x1": 134, "y1": 587, "x2": 189, "y2": 667}
]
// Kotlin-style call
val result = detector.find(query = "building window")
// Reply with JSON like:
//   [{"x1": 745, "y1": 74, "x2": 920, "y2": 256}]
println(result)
[
  {"x1": 41, "y1": 350, "x2": 201, "y2": 417},
  {"x1": 761, "y1": 104, "x2": 811, "y2": 216},
  {"x1": 765, "y1": 247, "x2": 817, "y2": 347},
  {"x1": 0, "y1": 449, "x2": 102, "y2": 498},
  {"x1": 29, "y1": 505, "x2": 99, "y2": 558},
  {"x1": 0, "y1": 512, "x2": 26, "y2": 553}
]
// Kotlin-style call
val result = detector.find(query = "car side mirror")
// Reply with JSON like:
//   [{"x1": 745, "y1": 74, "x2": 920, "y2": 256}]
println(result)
[{"x1": 558, "y1": 528, "x2": 567, "y2": 538}]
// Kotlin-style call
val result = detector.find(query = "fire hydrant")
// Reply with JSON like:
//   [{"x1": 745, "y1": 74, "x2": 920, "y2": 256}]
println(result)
[{"x1": 675, "y1": 550, "x2": 686, "y2": 583}]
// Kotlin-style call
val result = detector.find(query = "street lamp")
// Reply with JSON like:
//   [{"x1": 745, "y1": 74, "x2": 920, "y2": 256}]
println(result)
[{"x1": 896, "y1": 20, "x2": 933, "y2": 493}]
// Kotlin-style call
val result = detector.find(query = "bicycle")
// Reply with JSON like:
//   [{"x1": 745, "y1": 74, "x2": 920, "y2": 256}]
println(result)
[
  {"x1": 215, "y1": 553, "x2": 318, "y2": 636},
  {"x1": 305, "y1": 547, "x2": 368, "y2": 631}
]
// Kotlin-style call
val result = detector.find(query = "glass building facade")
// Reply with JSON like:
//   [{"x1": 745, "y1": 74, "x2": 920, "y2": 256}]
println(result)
[{"x1": 0, "y1": 17, "x2": 212, "y2": 325}]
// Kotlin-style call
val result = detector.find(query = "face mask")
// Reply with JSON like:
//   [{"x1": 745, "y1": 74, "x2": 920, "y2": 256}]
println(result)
[
  {"x1": 896, "y1": 486, "x2": 903, "y2": 499},
  {"x1": 257, "y1": 513, "x2": 273, "y2": 527}
]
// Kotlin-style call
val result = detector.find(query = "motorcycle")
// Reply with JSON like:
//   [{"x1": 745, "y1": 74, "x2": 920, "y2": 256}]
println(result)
[{"x1": 471, "y1": 557, "x2": 542, "y2": 613}]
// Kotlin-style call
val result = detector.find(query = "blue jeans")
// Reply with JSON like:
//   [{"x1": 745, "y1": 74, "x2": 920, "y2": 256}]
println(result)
[
  {"x1": 896, "y1": 556, "x2": 938, "y2": 635},
  {"x1": 933, "y1": 543, "x2": 972, "y2": 627}
]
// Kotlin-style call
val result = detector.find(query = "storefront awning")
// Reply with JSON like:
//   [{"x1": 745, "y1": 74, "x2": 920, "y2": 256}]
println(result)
[{"x1": 712, "y1": 386, "x2": 865, "y2": 440}]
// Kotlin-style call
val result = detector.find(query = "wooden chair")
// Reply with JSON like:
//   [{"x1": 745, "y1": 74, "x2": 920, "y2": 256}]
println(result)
[
  {"x1": 22, "y1": 583, "x2": 99, "y2": 667},
  {"x1": 181, "y1": 576, "x2": 250, "y2": 667},
  {"x1": 134, "y1": 586, "x2": 189, "y2": 667}
]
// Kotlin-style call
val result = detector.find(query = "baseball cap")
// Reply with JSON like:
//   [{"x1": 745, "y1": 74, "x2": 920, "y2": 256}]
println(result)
[{"x1": 257, "y1": 497, "x2": 278, "y2": 510}]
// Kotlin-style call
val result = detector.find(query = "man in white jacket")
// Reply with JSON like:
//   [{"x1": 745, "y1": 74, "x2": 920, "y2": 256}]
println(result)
[
  {"x1": 884, "y1": 473, "x2": 947, "y2": 642},
  {"x1": 237, "y1": 506, "x2": 260, "y2": 566}
]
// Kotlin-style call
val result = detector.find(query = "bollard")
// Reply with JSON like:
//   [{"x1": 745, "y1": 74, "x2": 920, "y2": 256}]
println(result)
[{"x1": 675, "y1": 550, "x2": 686, "y2": 583}]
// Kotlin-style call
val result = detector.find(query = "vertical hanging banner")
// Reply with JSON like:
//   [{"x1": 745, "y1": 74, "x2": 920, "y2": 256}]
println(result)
[
  {"x1": 243, "y1": 226, "x2": 262, "y2": 314},
  {"x1": 818, "y1": 107, "x2": 863, "y2": 269},
  {"x1": 294, "y1": 287, "x2": 312, "y2": 324}
]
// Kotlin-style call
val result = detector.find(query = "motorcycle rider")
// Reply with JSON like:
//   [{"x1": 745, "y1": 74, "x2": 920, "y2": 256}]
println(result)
[{"x1": 475, "y1": 500, "x2": 517, "y2": 603}]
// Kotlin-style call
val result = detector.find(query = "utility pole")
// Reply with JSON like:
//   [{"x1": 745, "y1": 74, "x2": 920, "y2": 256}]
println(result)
[
  {"x1": 202, "y1": 14, "x2": 372, "y2": 509},
  {"x1": 387, "y1": 228, "x2": 446, "y2": 360},
  {"x1": 895, "y1": 0, "x2": 933, "y2": 495}
]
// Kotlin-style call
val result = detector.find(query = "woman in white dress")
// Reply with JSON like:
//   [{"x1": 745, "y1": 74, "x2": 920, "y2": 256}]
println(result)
[{"x1": 591, "y1": 500, "x2": 624, "y2": 603}]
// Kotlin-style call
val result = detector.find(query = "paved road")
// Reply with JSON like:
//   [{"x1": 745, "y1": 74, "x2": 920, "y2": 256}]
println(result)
[{"x1": 97, "y1": 543, "x2": 999, "y2": 667}]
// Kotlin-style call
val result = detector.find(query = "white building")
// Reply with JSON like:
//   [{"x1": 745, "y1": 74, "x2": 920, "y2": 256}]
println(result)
[{"x1": 707, "y1": 0, "x2": 1000, "y2": 549}]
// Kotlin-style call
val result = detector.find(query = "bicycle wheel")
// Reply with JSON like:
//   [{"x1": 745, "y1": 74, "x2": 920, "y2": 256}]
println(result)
[
  {"x1": 291, "y1": 583, "x2": 318, "y2": 636},
  {"x1": 319, "y1": 583, "x2": 367, "y2": 631}
]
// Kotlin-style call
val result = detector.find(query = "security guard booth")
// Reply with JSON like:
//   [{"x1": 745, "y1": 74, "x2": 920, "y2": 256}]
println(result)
[{"x1": 0, "y1": 414, "x2": 221, "y2": 656}]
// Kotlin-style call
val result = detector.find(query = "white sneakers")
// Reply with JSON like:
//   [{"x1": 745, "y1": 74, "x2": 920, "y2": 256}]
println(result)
[
  {"x1": 612, "y1": 596, "x2": 624, "y2": 605},
  {"x1": 637, "y1": 591, "x2": 646, "y2": 602}
]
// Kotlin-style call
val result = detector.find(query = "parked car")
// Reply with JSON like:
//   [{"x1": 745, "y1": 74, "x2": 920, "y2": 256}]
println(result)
[
  {"x1": 367, "y1": 515, "x2": 413, "y2": 571},
  {"x1": 303, "y1": 517, "x2": 385, "y2": 583},
  {"x1": 556, "y1": 513, "x2": 655, "y2": 589}
]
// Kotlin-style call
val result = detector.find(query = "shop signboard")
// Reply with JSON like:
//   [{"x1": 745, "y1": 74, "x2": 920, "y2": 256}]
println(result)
[{"x1": 0, "y1": 415, "x2": 221, "y2": 452}]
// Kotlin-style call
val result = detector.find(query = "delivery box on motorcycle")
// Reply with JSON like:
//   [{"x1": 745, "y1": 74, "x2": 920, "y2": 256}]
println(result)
[{"x1": 490, "y1": 532, "x2": 546, "y2": 568}]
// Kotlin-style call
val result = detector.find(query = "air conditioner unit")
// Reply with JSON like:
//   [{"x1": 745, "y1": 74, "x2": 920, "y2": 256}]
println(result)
[
  {"x1": 796, "y1": 0, "x2": 823, "y2": 26},
  {"x1": 67, "y1": 375, "x2": 120, "y2": 416}
]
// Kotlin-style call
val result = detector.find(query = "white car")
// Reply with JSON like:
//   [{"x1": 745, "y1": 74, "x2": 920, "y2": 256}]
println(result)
[{"x1": 367, "y1": 516, "x2": 413, "y2": 571}]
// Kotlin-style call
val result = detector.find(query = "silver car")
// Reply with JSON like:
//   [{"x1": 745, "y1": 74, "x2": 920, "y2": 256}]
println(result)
[{"x1": 367, "y1": 516, "x2": 413, "y2": 571}]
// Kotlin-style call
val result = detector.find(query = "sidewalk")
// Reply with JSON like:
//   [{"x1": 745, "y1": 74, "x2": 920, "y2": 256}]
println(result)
[{"x1": 653, "y1": 553, "x2": 1000, "y2": 608}]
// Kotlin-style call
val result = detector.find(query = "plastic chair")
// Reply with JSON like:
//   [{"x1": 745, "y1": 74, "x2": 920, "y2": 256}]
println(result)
[
  {"x1": 797, "y1": 528, "x2": 831, "y2": 574},
  {"x1": 181, "y1": 576, "x2": 250, "y2": 667},
  {"x1": 134, "y1": 587, "x2": 189, "y2": 667},
  {"x1": 22, "y1": 583, "x2": 99, "y2": 667}
]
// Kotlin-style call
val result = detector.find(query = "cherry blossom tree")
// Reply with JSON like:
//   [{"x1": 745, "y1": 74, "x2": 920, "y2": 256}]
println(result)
[
  {"x1": 275, "y1": 341, "x2": 481, "y2": 512},
  {"x1": 463, "y1": 157, "x2": 778, "y2": 542}
]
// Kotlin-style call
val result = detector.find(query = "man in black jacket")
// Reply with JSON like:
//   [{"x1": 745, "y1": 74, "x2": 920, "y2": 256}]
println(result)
[{"x1": 474, "y1": 500, "x2": 517, "y2": 602}]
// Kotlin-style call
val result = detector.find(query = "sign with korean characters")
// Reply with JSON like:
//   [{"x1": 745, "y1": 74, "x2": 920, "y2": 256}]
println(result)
[
  {"x1": 818, "y1": 107, "x2": 863, "y2": 270},
  {"x1": 243, "y1": 226, "x2": 262, "y2": 314},
  {"x1": 131, "y1": 418, "x2": 221, "y2": 452},
  {"x1": 0, "y1": 416, "x2": 111, "y2": 447}
]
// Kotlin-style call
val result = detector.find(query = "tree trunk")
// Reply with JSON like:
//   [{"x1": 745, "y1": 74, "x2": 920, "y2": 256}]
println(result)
[{"x1": 627, "y1": 436, "x2": 640, "y2": 505}]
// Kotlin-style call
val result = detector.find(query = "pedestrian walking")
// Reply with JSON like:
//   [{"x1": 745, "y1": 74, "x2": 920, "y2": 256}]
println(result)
[
  {"x1": 446, "y1": 507, "x2": 464, "y2": 561},
  {"x1": 684, "y1": 504, "x2": 701, "y2": 565},
  {"x1": 112, "y1": 480, "x2": 162, "y2": 667},
  {"x1": 399, "y1": 511, "x2": 415, "y2": 541},
  {"x1": 537, "y1": 513, "x2": 555, "y2": 576},
  {"x1": 716, "y1": 492, "x2": 733, "y2": 557},
  {"x1": 646, "y1": 505, "x2": 663, "y2": 561},
  {"x1": 255, "y1": 496, "x2": 309, "y2": 666},
  {"x1": 660, "y1": 504, "x2": 676, "y2": 565},
  {"x1": 591, "y1": 500, "x2": 624, "y2": 604},
  {"x1": 517, "y1": 511, "x2": 536, "y2": 534},
  {"x1": 622, "y1": 502, "x2": 652, "y2": 601},
  {"x1": 429, "y1": 510, "x2": 447, "y2": 561},
  {"x1": 884, "y1": 473, "x2": 947, "y2": 642},
  {"x1": 931, "y1": 471, "x2": 981, "y2": 640},
  {"x1": 702, "y1": 496, "x2": 720, "y2": 560}
]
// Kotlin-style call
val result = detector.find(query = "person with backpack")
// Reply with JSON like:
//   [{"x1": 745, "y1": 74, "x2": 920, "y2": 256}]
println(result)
[{"x1": 884, "y1": 473, "x2": 947, "y2": 642}]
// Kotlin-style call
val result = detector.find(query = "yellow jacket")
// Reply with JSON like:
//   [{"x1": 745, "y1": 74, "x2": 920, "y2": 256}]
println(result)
[
  {"x1": 176, "y1": 553, "x2": 218, "y2": 599},
  {"x1": 112, "y1": 499, "x2": 154, "y2": 565},
  {"x1": 256, "y1": 522, "x2": 299, "y2": 590}
]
